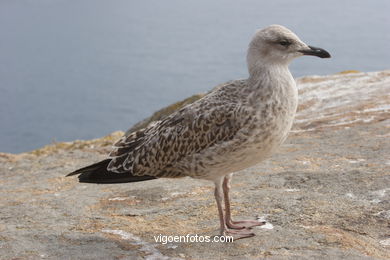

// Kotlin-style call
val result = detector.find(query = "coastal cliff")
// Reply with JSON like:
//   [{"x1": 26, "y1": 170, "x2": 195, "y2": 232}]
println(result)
[{"x1": 0, "y1": 70, "x2": 389, "y2": 259}]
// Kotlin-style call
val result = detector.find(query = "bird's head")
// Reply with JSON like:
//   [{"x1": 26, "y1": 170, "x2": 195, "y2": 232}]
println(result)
[{"x1": 247, "y1": 25, "x2": 330, "y2": 73}]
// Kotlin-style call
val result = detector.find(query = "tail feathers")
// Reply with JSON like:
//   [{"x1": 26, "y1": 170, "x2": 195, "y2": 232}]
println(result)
[{"x1": 66, "y1": 159, "x2": 156, "y2": 184}]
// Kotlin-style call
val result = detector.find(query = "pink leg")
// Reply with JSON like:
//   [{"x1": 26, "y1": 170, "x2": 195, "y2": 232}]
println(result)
[
  {"x1": 223, "y1": 174, "x2": 265, "y2": 229},
  {"x1": 214, "y1": 177, "x2": 255, "y2": 240}
]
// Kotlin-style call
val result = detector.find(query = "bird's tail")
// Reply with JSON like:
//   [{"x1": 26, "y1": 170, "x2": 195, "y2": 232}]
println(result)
[{"x1": 66, "y1": 159, "x2": 156, "y2": 184}]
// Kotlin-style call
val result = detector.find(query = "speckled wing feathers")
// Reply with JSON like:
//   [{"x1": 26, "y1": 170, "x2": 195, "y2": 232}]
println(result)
[{"x1": 107, "y1": 82, "x2": 247, "y2": 178}]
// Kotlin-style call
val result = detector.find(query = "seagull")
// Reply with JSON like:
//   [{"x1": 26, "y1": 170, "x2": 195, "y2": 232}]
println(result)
[{"x1": 67, "y1": 25, "x2": 330, "y2": 239}]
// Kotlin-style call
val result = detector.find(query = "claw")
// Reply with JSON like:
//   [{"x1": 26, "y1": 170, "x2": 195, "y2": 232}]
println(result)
[
  {"x1": 223, "y1": 228, "x2": 255, "y2": 240},
  {"x1": 227, "y1": 219, "x2": 266, "y2": 229}
]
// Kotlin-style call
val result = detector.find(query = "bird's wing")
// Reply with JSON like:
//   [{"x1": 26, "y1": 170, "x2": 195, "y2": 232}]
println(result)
[{"x1": 107, "y1": 98, "x2": 247, "y2": 177}]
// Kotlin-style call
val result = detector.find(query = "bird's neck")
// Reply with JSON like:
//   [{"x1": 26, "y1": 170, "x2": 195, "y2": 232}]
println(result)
[
  {"x1": 243, "y1": 64, "x2": 298, "y2": 120},
  {"x1": 247, "y1": 63, "x2": 292, "y2": 88}
]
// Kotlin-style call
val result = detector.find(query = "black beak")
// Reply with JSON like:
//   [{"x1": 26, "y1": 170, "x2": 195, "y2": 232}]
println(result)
[{"x1": 299, "y1": 45, "x2": 331, "y2": 58}]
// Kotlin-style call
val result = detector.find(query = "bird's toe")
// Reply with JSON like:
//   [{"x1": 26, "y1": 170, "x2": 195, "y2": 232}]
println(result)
[{"x1": 227, "y1": 219, "x2": 266, "y2": 229}]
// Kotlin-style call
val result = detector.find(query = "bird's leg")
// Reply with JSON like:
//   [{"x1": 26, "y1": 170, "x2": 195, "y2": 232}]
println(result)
[
  {"x1": 223, "y1": 173, "x2": 266, "y2": 229},
  {"x1": 214, "y1": 177, "x2": 254, "y2": 240}
]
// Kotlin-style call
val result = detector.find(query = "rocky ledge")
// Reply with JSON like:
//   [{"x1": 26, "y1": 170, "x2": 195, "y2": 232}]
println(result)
[{"x1": 0, "y1": 70, "x2": 389, "y2": 260}]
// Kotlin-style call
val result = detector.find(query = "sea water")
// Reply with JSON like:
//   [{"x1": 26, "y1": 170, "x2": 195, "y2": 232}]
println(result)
[{"x1": 0, "y1": 0, "x2": 389, "y2": 153}]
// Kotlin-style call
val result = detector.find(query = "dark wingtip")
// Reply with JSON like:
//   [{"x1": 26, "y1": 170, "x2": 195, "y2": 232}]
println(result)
[
  {"x1": 66, "y1": 159, "x2": 157, "y2": 184},
  {"x1": 65, "y1": 159, "x2": 112, "y2": 177},
  {"x1": 66, "y1": 171, "x2": 79, "y2": 177}
]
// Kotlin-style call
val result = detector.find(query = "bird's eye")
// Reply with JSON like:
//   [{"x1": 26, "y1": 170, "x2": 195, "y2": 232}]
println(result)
[{"x1": 279, "y1": 40, "x2": 291, "y2": 46}]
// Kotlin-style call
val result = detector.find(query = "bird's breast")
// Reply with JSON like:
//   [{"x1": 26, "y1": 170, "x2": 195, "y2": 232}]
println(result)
[
  {"x1": 186, "y1": 75, "x2": 299, "y2": 180},
  {"x1": 223, "y1": 79, "x2": 298, "y2": 171}
]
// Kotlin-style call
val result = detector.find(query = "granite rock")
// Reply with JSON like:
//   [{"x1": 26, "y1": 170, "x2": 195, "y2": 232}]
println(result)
[{"x1": 0, "y1": 70, "x2": 389, "y2": 259}]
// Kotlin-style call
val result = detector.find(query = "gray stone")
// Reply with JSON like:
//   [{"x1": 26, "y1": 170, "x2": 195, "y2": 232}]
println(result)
[{"x1": 0, "y1": 71, "x2": 389, "y2": 259}]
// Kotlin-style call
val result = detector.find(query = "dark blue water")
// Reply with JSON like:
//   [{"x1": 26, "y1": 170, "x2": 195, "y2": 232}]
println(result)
[{"x1": 0, "y1": 0, "x2": 389, "y2": 153}]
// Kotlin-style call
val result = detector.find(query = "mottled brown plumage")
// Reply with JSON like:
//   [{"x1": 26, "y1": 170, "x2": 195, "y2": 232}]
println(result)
[
  {"x1": 68, "y1": 25, "x2": 330, "y2": 239},
  {"x1": 107, "y1": 80, "x2": 248, "y2": 178}
]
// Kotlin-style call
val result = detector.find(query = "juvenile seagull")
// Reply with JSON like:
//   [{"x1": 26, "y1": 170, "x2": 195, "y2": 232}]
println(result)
[{"x1": 68, "y1": 25, "x2": 330, "y2": 239}]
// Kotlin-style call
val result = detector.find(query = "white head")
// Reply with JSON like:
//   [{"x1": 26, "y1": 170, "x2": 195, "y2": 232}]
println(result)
[{"x1": 247, "y1": 25, "x2": 330, "y2": 74}]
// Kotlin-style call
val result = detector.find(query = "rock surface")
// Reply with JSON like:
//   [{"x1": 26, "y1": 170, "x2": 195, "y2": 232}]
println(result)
[{"x1": 0, "y1": 70, "x2": 389, "y2": 260}]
